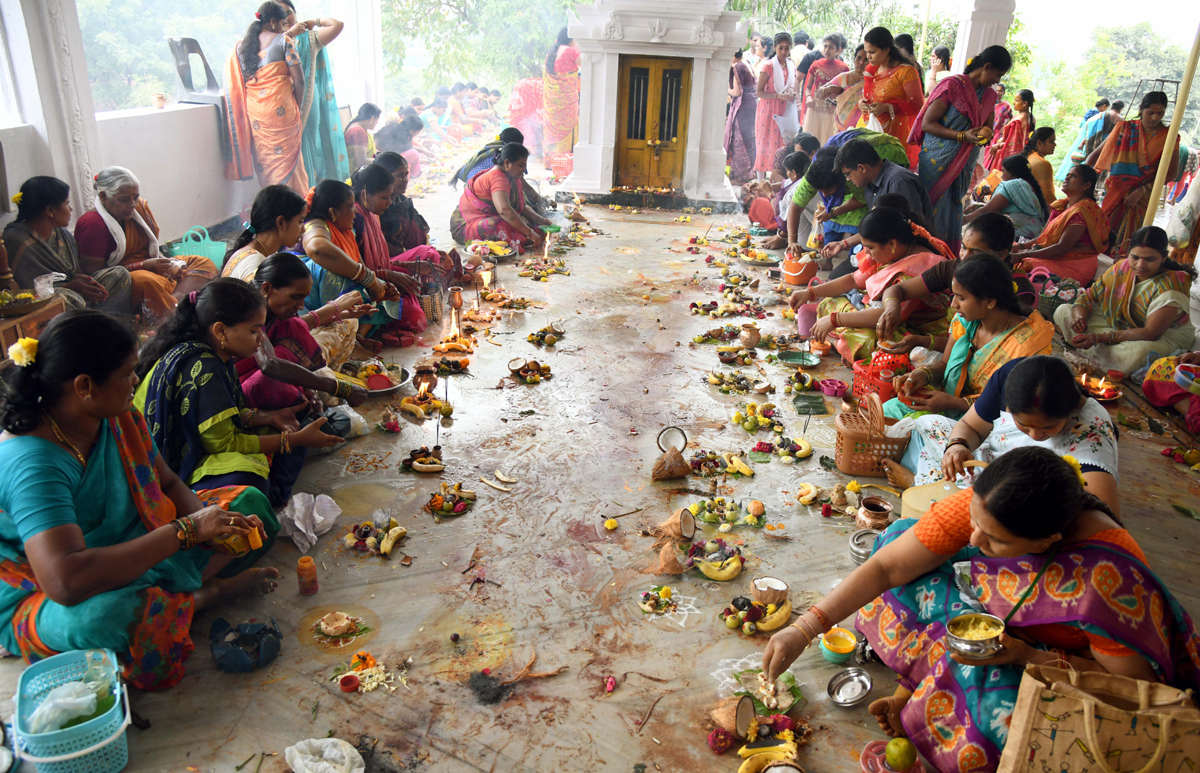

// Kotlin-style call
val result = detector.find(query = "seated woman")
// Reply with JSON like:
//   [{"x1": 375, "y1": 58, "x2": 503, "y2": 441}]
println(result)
[
  {"x1": 1023, "y1": 126, "x2": 1058, "y2": 203},
  {"x1": 762, "y1": 447, "x2": 1199, "y2": 773},
  {"x1": 883, "y1": 254, "x2": 1053, "y2": 420},
  {"x1": 343, "y1": 103, "x2": 382, "y2": 169},
  {"x1": 1011, "y1": 164, "x2": 1109, "y2": 285},
  {"x1": 135, "y1": 279, "x2": 343, "y2": 507},
  {"x1": 222, "y1": 184, "x2": 307, "y2": 282},
  {"x1": 74, "y1": 166, "x2": 217, "y2": 322},
  {"x1": 751, "y1": 152, "x2": 810, "y2": 249},
  {"x1": 1057, "y1": 225, "x2": 1195, "y2": 376},
  {"x1": 884, "y1": 355, "x2": 1119, "y2": 512},
  {"x1": 2, "y1": 177, "x2": 131, "y2": 314},
  {"x1": 964, "y1": 154, "x2": 1048, "y2": 239},
  {"x1": 373, "y1": 113, "x2": 427, "y2": 179},
  {"x1": 1142, "y1": 351, "x2": 1200, "y2": 435},
  {"x1": 449, "y1": 143, "x2": 550, "y2": 254},
  {"x1": 0, "y1": 310, "x2": 278, "y2": 690},
  {"x1": 239, "y1": 253, "x2": 372, "y2": 411},
  {"x1": 788, "y1": 208, "x2": 956, "y2": 362},
  {"x1": 785, "y1": 146, "x2": 867, "y2": 257},
  {"x1": 299, "y1": 180, "x2": 404, "y2": 350}
]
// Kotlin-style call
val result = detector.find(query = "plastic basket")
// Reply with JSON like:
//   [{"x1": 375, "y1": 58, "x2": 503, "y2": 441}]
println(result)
[
  {"x1": 834, "y1": 393, "x2": 910, "y2": 477},
  {"x1": 13, "y1": 649, "x2": 131, "y2": 773},
  {"x1": 1036, "y1": 277, "x2": 1081, "y2": 320},
  {"x1": 166, "y1": 226, "x2": 228, "y2": 269},
  {"x1": 851, "y1": 352, "x2": 912, "y2": 403},
  {"x1": 548, "y1": 154, "x2": 573, "y2": 178}
]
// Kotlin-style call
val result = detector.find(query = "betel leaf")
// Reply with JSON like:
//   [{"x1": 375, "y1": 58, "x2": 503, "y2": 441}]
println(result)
[
  {"x1": 1147, "y1": 416, "x2": 1165, "y2": 435},
  {"x1": 1173, "y1": 503, "x2": 1200, "y2": 521},
  {"x1": 747, "y1": 452, "x2": 773, "y2": 463},
  {"x1": 819, "y1": 455, "x2": 838, "y2": 471}
]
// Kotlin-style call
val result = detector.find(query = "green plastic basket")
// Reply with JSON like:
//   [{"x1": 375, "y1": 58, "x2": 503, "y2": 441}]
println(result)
[{"x1": 167, "y1": 226, "x2": 228, "y2": 268}]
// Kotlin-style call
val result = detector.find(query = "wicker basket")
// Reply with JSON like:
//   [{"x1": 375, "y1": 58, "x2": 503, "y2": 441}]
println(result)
[
  {"x1": 419, "y1": 291, "x2": 444, "y2": 325},
  {"x1": 834, "y1": 393, "x2": 911, "y2": 477},
  {"x1": 1036, "y1": 277, "x2": 1082, "y2": 319}
]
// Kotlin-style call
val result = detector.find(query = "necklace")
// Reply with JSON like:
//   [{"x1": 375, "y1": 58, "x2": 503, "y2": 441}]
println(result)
[
  {"x1": 252, "y1": 236, "x2": 269, "y2": 255},
  {"x1": 45, "y1": 411, "x2": 87, "y2": 466}
]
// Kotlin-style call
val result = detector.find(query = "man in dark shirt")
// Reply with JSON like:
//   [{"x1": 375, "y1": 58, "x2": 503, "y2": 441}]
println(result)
[{"x1": 834, "y1": 138, "x2": 933, "y2": 222}]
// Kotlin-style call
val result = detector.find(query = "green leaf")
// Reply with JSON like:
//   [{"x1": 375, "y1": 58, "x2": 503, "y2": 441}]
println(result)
[
  {"x1": 1147, "y1": 416, "x2": 1165, "y2": 435},
  {"x1": 198, "y1": 372, "x2": 213, "y2": 387},
  {"x1": 747, "y1": 452, "x2": 773, "y2": 463},
  {"x1": 1173, "y1": 503, "x2": 1200, "y2": 520},
  {"x1": 819, "y1": 455, "x2": 838, "y2": 471}
]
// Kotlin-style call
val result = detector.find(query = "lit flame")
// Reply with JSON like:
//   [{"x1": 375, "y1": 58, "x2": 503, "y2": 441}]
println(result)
[
  {"x1": 417, "y1": 381, "x2": 429, "y2": 397},
  {"x1": 573, "y1": 192, "x2": 583, "y2": 206},
  {"x1": 1098, "y1": 377, "x2": 1111, "y2": 391},
  {"x1": 481, "y1": 270, "x2": 493, "y2": 290},
  {"x1": 543, "y1": 237, "x2": 550, "y2": 261},
  {"x1": 472, "y1": 299, "x2": 479, "y2": 312},
  {"x1": 1080, "y1": 372, "x2": 1088, "y2": 388},
  {"x1": 447, "y1": 310, "x2": 461, "y2": 340}
]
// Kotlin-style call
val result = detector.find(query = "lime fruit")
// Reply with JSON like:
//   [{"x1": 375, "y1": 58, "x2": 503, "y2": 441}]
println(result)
[{"x1": 885, "y1": 738, "x2": 918, "y2": 772}]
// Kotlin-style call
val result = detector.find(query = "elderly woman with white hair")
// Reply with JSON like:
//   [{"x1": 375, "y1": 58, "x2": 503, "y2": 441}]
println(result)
[{"x1": 74, "y1": 166, "x2": 217, "y2": 321}]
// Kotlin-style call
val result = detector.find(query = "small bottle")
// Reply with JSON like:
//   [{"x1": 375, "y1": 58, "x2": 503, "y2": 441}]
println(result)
[{"x1": 297, "y1": 556, "x2": 318, "y2": 596}]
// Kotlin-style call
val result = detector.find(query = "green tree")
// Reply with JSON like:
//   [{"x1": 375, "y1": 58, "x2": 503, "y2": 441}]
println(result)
[{"x1": 724, "y1": 0, "x2": 842, "y2": 39}]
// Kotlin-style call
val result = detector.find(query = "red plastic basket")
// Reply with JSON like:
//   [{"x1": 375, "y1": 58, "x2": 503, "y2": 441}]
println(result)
[
  {"x1": 549, "y1": 154, "x2": 573, "y2": 177},
  {"x1": 851, "y1": 352, "x2": 912, "y2": 403}
]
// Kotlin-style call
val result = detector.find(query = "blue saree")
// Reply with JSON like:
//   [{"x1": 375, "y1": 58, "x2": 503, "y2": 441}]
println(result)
[{"x1": 294, "y1": 29, "x2": 349, "y2": 185}]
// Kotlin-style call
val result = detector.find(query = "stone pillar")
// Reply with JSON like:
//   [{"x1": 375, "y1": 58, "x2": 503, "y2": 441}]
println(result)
[{"x1": 950, "y1": 0, "x2": 1015, "y2": 74}]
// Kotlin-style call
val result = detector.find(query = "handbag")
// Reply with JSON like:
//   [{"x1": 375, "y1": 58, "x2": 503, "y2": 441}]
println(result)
[{"x1": 999, "y1": 664, "x2": 1200, "y2": 773}]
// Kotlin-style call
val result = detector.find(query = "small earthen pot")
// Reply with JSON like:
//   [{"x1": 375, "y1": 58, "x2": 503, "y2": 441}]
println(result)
[
  {"x1": 739, "y1": 324, "x2": 761, "y2": 349},
  {"x1": 855, "y1": 496, "x2": 893, "y2": 531}
]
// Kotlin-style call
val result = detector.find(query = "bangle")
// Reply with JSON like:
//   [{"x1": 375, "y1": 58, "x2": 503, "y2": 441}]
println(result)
[
  {"x1": 280, "y1": 430, "x2": 291, "y2": 454},
  {"x1": 788, "y1": 620, "x2": 813, "y2": 646},
  {"x1": 830, "y1": 312, "x2": 839, "y2": 328},
  {"x1": 334, "y1": 379, "x2": 353, "y2": 400},
  {"x1": 944, "y1": 438, "x2": 971, "y2": 454},
  {"x1": 172, "y1": 517, "x2": 197, "y2": 550},
  {"x1": 808, "y1": 605, "x2": 832, "y2": 631}
]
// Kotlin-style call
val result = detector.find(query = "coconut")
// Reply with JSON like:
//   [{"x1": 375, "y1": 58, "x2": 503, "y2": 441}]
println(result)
[
  {"x1": 507, "y1": 357, "x2": 527, "y2": 375},
  {"x1": 651, "y1": 509, "x2": 696, "y2": 543},
  {"x1": 550, "y1": 321, "x2": 565, "y2": 335},
  {"x1": 646, "y1": 541, "x2": 688, "y2": 575},
  {"x1": 708, "y1": 694, "x2": 755, "y2": 738},
  {"x1": 751, "y1": 576, "x2": 790, "y2": 606}
]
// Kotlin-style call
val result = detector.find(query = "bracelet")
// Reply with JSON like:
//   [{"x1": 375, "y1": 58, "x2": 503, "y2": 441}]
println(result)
[
  {"x1": 830, "y1": 312, "x2": 839, "y2": 328},
  {"x1": 351, "y1": 263, "x2": 365, "y2": 283},
  {"x1": 788, "y1": 620, "x2": 814, "y2": 646},
  {"x1": 963, "y1": 396, "x2": 976, "y2": 408},
  {"x1": 944, "y1": 438, "x2": 971, "y2": 454},
  {"x1": 172, "y1": 516, "x2": 198, "y2": 550},
  {"x1": 239, "y1": 408, "x2": 258, "y2": 427},
  {"x1": 334, "y1": 379, "x2": 353, "y2": 400},
  {"x1": 808, "y1": 605, "x2": 832, "y2": 631},
  {"x1": 280, "y1": 430, "x2": 292, "y2": 454}
]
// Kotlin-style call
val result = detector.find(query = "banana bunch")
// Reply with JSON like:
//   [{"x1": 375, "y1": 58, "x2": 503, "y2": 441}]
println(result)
[
  {"x1": 755, "y1": 600, "x2": 793, "y2": 632},
  {"x1": 723, "y1": 453, "x2": 755, "y2": 477},
  {"x1": 698, "y1": 554, "x2": 744, "y2": 581},
  {"x1": 736, "y1": 738, "x2": 798, "y2": 773},
  {"x1": 379, "y1": 526, "x2": 407, "y2": 557},
  {"x1": 796, "y1": 483, "x2": 821, "y2": 505}
]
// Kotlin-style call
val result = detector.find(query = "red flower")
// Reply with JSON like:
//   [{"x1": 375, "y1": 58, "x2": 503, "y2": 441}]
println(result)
[
  {"x1": 766, "y1": 714, "x2": 795, "y2": 733},
  {"x1": 707, "y1": 728, "x2": 734, "y2": 754}
]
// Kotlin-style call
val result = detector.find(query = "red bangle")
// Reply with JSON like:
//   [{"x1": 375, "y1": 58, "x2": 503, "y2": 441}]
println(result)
[
  {"x1": 830, "y1": 312, "x2": 839, "y2": 328},
  {"x1": 808, "y1": 605, "x2": 832, "y2": 631}
]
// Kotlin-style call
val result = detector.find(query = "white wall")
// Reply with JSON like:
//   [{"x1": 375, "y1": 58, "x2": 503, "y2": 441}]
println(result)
[{"x1": 93, "y1": 104, "x2": 259, "y2": 240}]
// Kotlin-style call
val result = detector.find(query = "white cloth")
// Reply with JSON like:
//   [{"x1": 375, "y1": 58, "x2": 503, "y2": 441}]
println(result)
[
  {"x1": 284, "y1": 739, "x2": 365, "y2": 773},
  {"x1": 95, "y1": 202, "x2": 158, "y2": 267},
  {"x1": 769, "y1": 55, "x2": 796, "y2": 96}
]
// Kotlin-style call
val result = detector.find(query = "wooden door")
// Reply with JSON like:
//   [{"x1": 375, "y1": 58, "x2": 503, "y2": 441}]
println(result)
[{"x1": 614, "y1": 56, "x2": 691, "y2": 190}]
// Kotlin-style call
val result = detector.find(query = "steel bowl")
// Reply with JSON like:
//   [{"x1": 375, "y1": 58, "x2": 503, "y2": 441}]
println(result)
[
  {"x1": 848, "y1": 529, "x2": 880, "y2": 565},
  {"x1": 946, "y1": 612, "x2": 1006, "y2": 660},
  {"x1": 827, "y1": 667, "x2": 873, "y2": 707}
]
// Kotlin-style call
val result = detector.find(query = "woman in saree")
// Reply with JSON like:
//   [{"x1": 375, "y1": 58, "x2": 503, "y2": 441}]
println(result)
[
  {"x1": 238, "y1": 253, "x2": 370, "y2": 412},
  {"x1": 912, "y1": 46, "x2": 1009, "y2": 254},
  {"x1": 1057, "y1": 100, "x2": 1123, "y2": 183},
  {"x1": 374, "y1": 114, "x2": 427, "y2": 180},
  {"x1": 884, "y1": 355, "x2": 1120, "y2": 512},
  {"x1": 763, "y1": 446, "x2": 1198, "y2": 773},
  {"x1": 299, "y1": 180, "x2": 405, "y2": 351},
  {"x1": 351, "y1": 164, "x2": 428, "y2": 335},
  {"x1": 983, "y1": 89, "x2": 1035, "y2": 172},
  {"x1": 1142, "y1": 351, "x2": 1200, "y2": 435},
  {"x1": 0, "y1": 310, "x2": 279, "y2": 690},
  {"x1": 343, "y1": 103, "x2": 381, "y2": 170},
  {"x1": 1058, "y1": 225, "x2": 1195, "y2": 375},
  {"x1": 1022, "y1": 127, "x2": 1058, "y2": 202},
  {"x1": 75, "y1": 167, "x2": 217, "y2": 323},
  {"x1": 882, "y1": 254, "x2": 1053, "y2": 421},
  {"x1": 788, "y1": 208, "x2": 956, "y2": 362},
  {"x1": 542, "y1": 28, "x2": 581, "y2": 160},
  {"x1": 224, "y1": 2, "x2": 308, "y2": 194},
  {"x1": 1088, "y1": 91, "x2": 1180, "y2": 257},
  {"x1": 135, "y1": 279, "x2": 343, "y2": 508},
  {"x1": 754, "y1": 32, "x2": 797, "y2": 178},
  {"x1": 923, "y1": 45, "x2": 952, "y2": 93},
  {"x1": 965, "y1": 154, "x2": 1048, "y2": 239},
  {"x1": 799, "y1": 35, "x2": 848, "y2": 144},
  {"x1": 829, "y1": 45, "x2": 867, "y2": 132},
  {"x1": 2, "y1": 177, "x2": 131, "y2": 314},
  {"x1": 858, "y1": 27, "x2": 924, "y2": 168},
  {"x1": 725, "y1": 50, "x2": 758, "y2": 186},
  {"x1": 1012, "y1": 164, "x2": 1110, "y2": 285},
  {"x1": 450, "y1": 143, "x2": 550, "y2": 254},
  {"x1": 222, "y1": 184, "x2": 307, "y2": 283},
  {"x1": 509, "y1": 78, "x2": 544, "y2": 160},
  {"x1": 280, "y1": 1, "x2": 348, "y2": 185}
]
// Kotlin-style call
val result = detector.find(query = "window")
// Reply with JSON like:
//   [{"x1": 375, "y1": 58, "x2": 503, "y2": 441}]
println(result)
[{"x1": 0, "y1": 13, "x2": 23, "y2": 127}]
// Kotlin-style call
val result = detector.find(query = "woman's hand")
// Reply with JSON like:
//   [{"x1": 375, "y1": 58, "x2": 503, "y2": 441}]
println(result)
[
  {"x1": 264, "y1": 403, "x2": 304, "y2": 432},
  {"x1": 1072, "y1": 332, "x2": 1098, "y2": 348},
  {"x1": 762, "y1": 626, "x2": 813, "y2": 682},
  {"x1": 949, "y1": 633, "x2": 1031, "y2": 666},
  {"x1": 814, "y1": 206, "x2": 831, "y2": 225},
  {"x1": 1070, "y1": 308, "x2": 1089, "y2": 334},
  {"x1": 293, "y1": 416, "x2": 343, "y2": 449},
  {"x1": 907, "y1": 388, "x2": 962, "y2": 414},
  {"x1": 346, "y1": 384, "x2": 369, "y2": 408},
  {"x1": 188, "y1": 505, "x2": 264, "y2": 550},
  {"x1": 893, "y1": 368, "x2": 930, "y2": 397},
  {"x1": 961, "y1": 128, "x2": 981, "y2": 145},
  {"x1": 810, "y1": 314, "x2": 836, "y2": 343},
  {"x1": 63, "y1": 275, "x2": 108, "y2": 303},
  {"x1": 787, "y1": 289, "x2": 813, "y2": 312},
  {"x1": 142, "y1": 257, "x2": 175, "y2": 276},
  {"x1": 820, "y1": 240, "x2": 846, "y2": 259},
  {"x1": 871, "y1": 102, "x2": 892, "y2": 117},
  {"x1": 875, "y1": 305, "x2": 903, "y2": 342},
  {"x1": 858, "y1": 98, "x2": 873, "y2": 114},
  {"x1": 941, "y1": 443, "x2": 975, "y2": 481},
  {"x1": 1181, "y1": 351, "x2": 1200, "y2": 366},
  {"x1": 304, "y1": 388, "x2": 323, "y2": 416},
  {"x1": 529, "y1": 229, "x2": 546, "y2": 249},
  {"x1": 385, "y1": 270, "x2": 420, "y2": 295}
]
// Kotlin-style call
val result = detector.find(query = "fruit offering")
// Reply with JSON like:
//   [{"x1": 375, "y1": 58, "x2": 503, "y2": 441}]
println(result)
[
  {"x1": 688, "y1": 496, "x2": 765, "y2": 527},
  {"x1": 399, "y1": 446, "x2": 444, "y2": 473},
  {"x1": 638, "y1": 586, "x2": 676, "y2": 614},
  {"x1": 527, "y1": 322, "x2": 566, "y2": 347},
  {"x1": 517, "y1": 359, "x2": 554, "y2": 384},
  {"x1": 688, "y1": 450, "x2": 730, "y2": 477},
  {"x1": 720, "y1": 595, "x2": 793, "y2": 634},
  {"x1": 423, "y1": 482, "x2": 477, "y2": 517},
  {"x1": 433, "y1": 357, "x2": 470, "y2": 375},
  {"x1": 517, "y1": 257, "x2": 570, "y2": 281},
  {"x1": 340, "y1": 517, "x2": 408, "y2": 558},
  {"x1": 686, "y1": 539, "x2": 744, "y2": 581},
  {"x1": 731, "y1": 402, "x2": 785, "y2": 434},
  {"x1": 690, "y1": 323, "x2": 741, "y2": 342},
  {"x1": 750, "y1": 437, "x2": 813, "y2": 463},
  {"x1": 704, "y1": 370, "x2": 755, "y2": 395}
]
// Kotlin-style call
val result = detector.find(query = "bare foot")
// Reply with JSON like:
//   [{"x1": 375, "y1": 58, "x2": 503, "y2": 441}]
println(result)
[
  {"x1": 868, "y1": 687, "x2": 911, "y2": 737},
  {"x1": 195, "y1": 567, "x2": 281, "y2": 611},
  {"x1": 356, "y1": 335, "x2": 384, "y2": 353},
  {"x1": 762, "y1": 235, "x2": 787, "y2": 250},
  {"x1": 882, "y1": 459, "x2": 914, "y2": 489}
]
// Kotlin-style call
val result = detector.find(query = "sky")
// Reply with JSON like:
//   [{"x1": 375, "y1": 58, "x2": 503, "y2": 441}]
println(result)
[{"x1": 921, "y1": 0, "x2": 1197, "y2": 64}]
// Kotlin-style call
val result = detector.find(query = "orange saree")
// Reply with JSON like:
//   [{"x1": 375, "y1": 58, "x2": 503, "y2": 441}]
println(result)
[
  {"x1": 224, "y1": 38, "x2": 309, "y2": 194},
  {"x1": 859, "y1": 64, "x2": 923, "y2": 167}
]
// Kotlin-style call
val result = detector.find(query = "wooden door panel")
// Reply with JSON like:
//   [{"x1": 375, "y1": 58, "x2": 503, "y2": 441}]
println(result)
[{"x1": 615, "y1": 56, "x2": 691, "y2": 190}]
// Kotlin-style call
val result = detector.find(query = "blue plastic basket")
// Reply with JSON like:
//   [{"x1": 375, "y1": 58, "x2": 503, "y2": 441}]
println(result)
[
  {"x1": 166, "y1": 226, "x2": 228, "y2": 269},
  {"x1": 12, "y1": 649, "x2": 130, "y2": 773}
]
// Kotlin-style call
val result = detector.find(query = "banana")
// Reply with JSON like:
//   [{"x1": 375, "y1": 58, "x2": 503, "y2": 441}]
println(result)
[
  {"x1": 708, "y1": 374, "x2": 722, "y2": 385},
  {"x1": 738, "y1": 739, "x2": 797, "y2": 760},
  {"x1": 797, "y1": 483, "x2": 821, "y2": 505},
  {"x1": 737, "y1": 751, "x2": 797, "y2": 773},
  {"x1": 755, "y1": 600, "x2": 793, "y2": 632},
  {"x1": 479, "y1": 476, "x2": 511, "y2": 492},
  {"x1": 698, "y1": 555, "x2": 743, "y2": 581},
  {"x1": 453, "y1": 483, "x2": 477, "y2": 501},
  {"x1": 728, "y1": 455, "x2": 755, "y2": 477},
  {"x1": 379, "y1": 526, "x2": 407, "y2": 556},
  {"x1": 398, "y1": 403, "x2": 426, "y2": 420},
  {"x1": 793, "y1": 437, "x2": 813, "y2": 460},
  {"x1": 495, "y1": 471, "x2": 518, "y2": 483},
  {"x1": 410, "y1": 461, "x2": 444, "y2": 473}
]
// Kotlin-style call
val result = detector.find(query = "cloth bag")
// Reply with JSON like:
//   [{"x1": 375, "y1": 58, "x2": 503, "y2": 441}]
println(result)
[{"x1": 999, "y1": 664, "x2": 1200, "y2": 773}]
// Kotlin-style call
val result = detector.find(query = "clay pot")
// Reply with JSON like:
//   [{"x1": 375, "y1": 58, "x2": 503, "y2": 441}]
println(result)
[
  {"x1": 739, "y1": 324, "x2": 761, "y2": 349},
  {"x1": 855, "y1": 496, "x2": 894, "y2": 530}
]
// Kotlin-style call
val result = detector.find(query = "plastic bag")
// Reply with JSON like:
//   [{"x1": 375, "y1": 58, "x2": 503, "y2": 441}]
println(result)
[
  {"x1": 885, "y1": 417, "x2": 915, "y2": 439},
  {"x1": 908, "y1": 346, "x2": 942, "y2": 369},
  {"x1": 284, "y1": 738, "x2": 365, "y2": 773},
  {"x1": 27, "y1": 681, "x2": 97, "y2": 734},
  {"x1": 33, "y1": 272, "x2": 67, "y2": 299},
  {"x1": 279, "y1": 493, "x2": 342, "y2": 553},
  {"x1": 326, "y1": 404, "x2": 369, "y2": 440}
]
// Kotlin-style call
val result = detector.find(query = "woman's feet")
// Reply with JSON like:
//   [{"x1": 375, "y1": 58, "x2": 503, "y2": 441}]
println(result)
[
  {"x1": 868, "y1": 686, "x2": 911, "y2": 737},
  {"x1": 195, "y1": 567, "x2": 281, "y2": 610},
  {"x1": 356, "y1": 335, "x2": 384, "y2": 354},
  {"x1": 761, "y1": 234, "x2": 787, "y2": 250},
  {"x1": 882, "y1": 459, "x2": 914, "y2": 490}
]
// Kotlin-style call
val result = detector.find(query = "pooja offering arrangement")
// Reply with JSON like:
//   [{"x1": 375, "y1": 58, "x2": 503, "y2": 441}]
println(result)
[
  {"x1": 424, "y1": 482, "x2": 477, "y2": 517},
  {"x1": 686, "y1": 538, "x2": 744, "y2": 581}
]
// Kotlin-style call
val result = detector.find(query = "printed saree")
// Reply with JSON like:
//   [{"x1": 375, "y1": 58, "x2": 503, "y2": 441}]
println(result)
[
  {"x1": 983, "y1": 113, "x2": 1028, "y2": 172},
  {"x1": 994, "y1": 178, "x2": 1046, "y2": 239},
  {"x1": 800, "y1": 58, "x2": 848, "y2": 143},
  {"x1": 449, "y1": 167, "x2": 528, "y2": 247},
  {"x1": 858, "y1": 501, "x2": 1200, "y2": 773},
  {"x1": 300, "y1": 220, "x2": 394, "y2": 331},
  {"x1": 509, "y1": 78, "x2": 544, "y2": 157},
  {"x1": 294, "y1": 29, "x2": 349, "y2": 185},
  {"x1": 0, "y1": 409, "x2": 274, "y2": 690},
  {"x1": 543, "y1": 45, "x2": 581, "y2": 157},
  {"x1": 1143, "y1": 355, "x2": 1200, "y2": 435},
  {"x1": 859, "y1": 63, "x2": 923, "y2": 167},
  {"x1": 1097, "y1": 119, "x2": 1179, "y2": 256},
  {"x1": 1021, "y1": 198, "x2": 1110, "y2": 284},
  {"x1": 833, "y1": 71, "x2": 864, "y2": 132},
  {"x1": 237, "y1": 315, "x2": 326, "y2": 410}
]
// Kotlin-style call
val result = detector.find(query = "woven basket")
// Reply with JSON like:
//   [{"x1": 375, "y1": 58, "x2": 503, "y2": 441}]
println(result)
[
  {"x1": 834, "y1": 392, "x2": 910, "y2": 477},
  {"x1": 1036, "y1": 277, "x2": 1081, "y2": 319},
  {"x1": 419, "y1": 292, "x2": 444, "y2": 325}
]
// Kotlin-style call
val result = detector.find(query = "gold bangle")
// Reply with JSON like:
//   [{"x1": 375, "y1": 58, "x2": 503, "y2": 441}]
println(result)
[{"x1": 789, "y1": 621, "x2": 813, "y2": 646}]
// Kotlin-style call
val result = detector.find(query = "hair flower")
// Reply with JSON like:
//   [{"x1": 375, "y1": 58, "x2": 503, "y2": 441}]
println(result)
[
  {"x1": 10, "y1": 192, "x2": 22, "y2": 205},
  {"x1": 8, "y1": 337, "x2": 37, "y2": 367},
  {"x1": 1012, "y1": 281, "x2": 1019, "y2": 293},
  {"x1": 1061, "y1": 454, "x2": 1087, "y2": 487}
]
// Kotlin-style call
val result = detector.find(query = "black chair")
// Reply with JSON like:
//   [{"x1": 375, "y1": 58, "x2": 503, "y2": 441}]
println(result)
[{"x1": 166, "y1": 37, "x2": 231, "y2": 162}]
